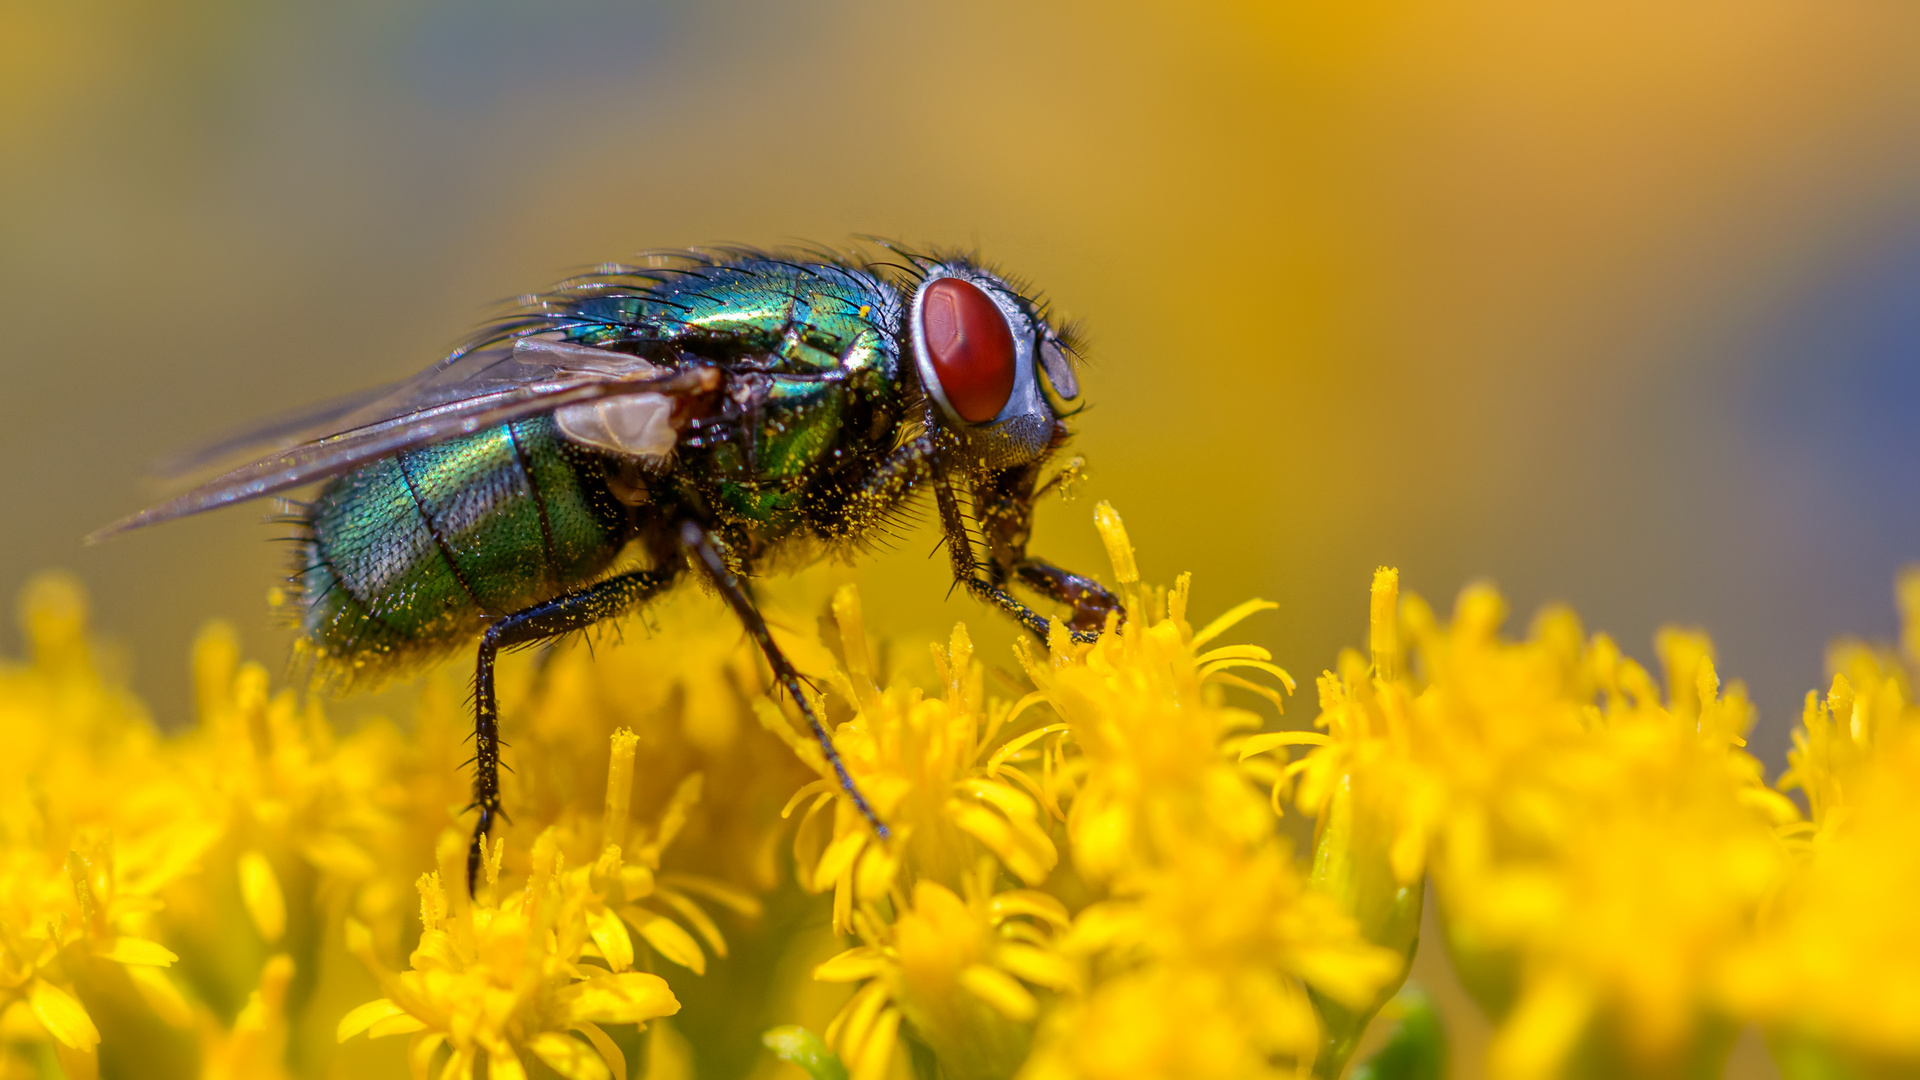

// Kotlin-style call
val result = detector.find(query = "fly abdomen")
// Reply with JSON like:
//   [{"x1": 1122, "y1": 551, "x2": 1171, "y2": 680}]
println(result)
[{"x1": 295, "y1": 415, "x2": 627, "y2": 677}]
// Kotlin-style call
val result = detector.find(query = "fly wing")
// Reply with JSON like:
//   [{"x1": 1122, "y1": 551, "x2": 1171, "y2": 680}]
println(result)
[
  {"x1": 90, "y1": 354, "x2": 712, "y2": 542},
  {"x1": 148, "y1": 331, "x2": 669, "y2": 480},
  {"x1": 150, "y1": 381, "x2": 408, "y2": 481}
]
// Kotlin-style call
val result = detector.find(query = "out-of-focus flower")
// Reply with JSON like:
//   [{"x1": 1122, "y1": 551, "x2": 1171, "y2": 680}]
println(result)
[
  {"x1": 0, "y1": 575, "x2": 208, "y2": 1079},
  {"x1": 1247, "y1": 568, "x2": 1428, "y2": 1074},
  {"x1": 1286, "y1": 572, "x2": 1799, "y2": 1080},
  {"x1": 1723, "y1": 568, "x2": 1920, "y2": 1076}
]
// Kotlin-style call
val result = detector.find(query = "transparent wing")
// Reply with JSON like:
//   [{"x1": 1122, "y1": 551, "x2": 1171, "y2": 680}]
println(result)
[
  {"x1": 91, "y1": 341, "x2": 707, "y2": 542},
  {"x1": 150, "y1": 380, "x2": 410, "y2": 481},
  {"x1": 150, "y1": 329, "x2": 673, "y2": 480},
  {"x1": 98, "y1": 247, "x2": 880, "y2": 541}
]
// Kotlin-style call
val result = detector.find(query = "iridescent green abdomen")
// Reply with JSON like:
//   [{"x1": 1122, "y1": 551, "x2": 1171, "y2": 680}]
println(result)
[{"x1": 296, "y1": 415, "x2": 625, "y2": 675}]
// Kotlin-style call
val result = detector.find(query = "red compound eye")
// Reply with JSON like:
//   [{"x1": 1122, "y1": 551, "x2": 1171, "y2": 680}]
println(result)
[{"x1": 920, "y1": 277, "x2": 1016, "y2": 423}]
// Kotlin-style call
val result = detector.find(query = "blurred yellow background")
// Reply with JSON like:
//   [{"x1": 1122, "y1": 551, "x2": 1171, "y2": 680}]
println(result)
[{"x1": 5, "y1": 4, "x2": 1920, "y2": 1071}]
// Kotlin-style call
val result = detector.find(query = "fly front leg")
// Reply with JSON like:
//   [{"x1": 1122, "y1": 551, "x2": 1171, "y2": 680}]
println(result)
[
  {"x1": 678, "y1": 520, "x2": 889, "y2": 839},
  {"x1": 1012, "y1": 559, "x2": 1124, "y2": 634},
  {"x1": 937, "y1": 462, "x2": 1124, "y2": 644},
  {"x1": 469, "y1": 565, "x2": 680, "y2": 893}
]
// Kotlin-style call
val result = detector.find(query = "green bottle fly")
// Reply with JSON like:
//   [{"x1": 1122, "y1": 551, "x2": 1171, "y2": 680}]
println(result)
[{"x1": 94, "y1": 247, "x2": 1120, "y2": 891}]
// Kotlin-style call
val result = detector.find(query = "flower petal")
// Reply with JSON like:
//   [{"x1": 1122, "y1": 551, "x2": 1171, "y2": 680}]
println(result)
[
  {"x1": 848, "y1": 1005, "x2": 899, "y2": 1080},
  {"x1": 337, "y1": 998, "x2": 406, "y2": 1042},
  {"x1": 812, "y1": 831, "x2": 867, "y2": 887},
  {"x1": 29, "y1": 979, "x2": 98, "y2": 1051},
  {"x1": 957, "y1": 964, "x2": 1037, "y2": 1022},
  {"x1": 627, "y1": 911, "x2": 706, "y2": 974},
  {"x1": 529, "y1": 1032, "x2": 611, "y2": 1080},
  {"x1": 369, "y1": 1013, "x2": 429, "y2": 1039},
  {"x1": 995, "y1": 942, "x2": 1081, "y2": 994},
  {"x1": 238, "y1": 849, "x2": 288, "y2": 944},
  {"x1": 572, "y1": 1022, "x2": 627, "y2": 1080},
  {"x1": 813, "y1": 946, "x2": 888, "y2": 983},
  {"x1": 407, "y1": 1033, "x2": 446, "y2": 1080},
  {"x1": 1192, "y1": 598, "x2": 1279, "y2": 647},
  {"x1": 585, "y1": 904, "x2": 634, "y2": 973},
  {"x1": 1237, "y1": 731, "x2": 1333, "y2": 762},
  {"x1": 560, "y1": 972, "x2": 680, "y2": 1026},
  {"x1": 99, "y1": 937, "x2": 178, "y2": 966}
]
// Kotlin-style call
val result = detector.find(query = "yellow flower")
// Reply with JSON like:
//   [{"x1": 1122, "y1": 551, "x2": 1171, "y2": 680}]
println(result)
[
  {"x1": 338, "y1": 829, "x2": 679, "y2": 1080},
  {"x1": 0, "y1": 575, "x2": 204, "y2": 1079},
  {"x1": 814, "y1": 868, "x2": 1075, "y2": 1080},
  {"x1": 1293, "y1": 575, "x2": 1796, "y2": 1079},
  {"x1": 495, "y1": 586, "x2": 819, "y2": 897},
  {"x1": 1010, "y1": 507, "x2": 1396, "y2": 1080},
  {"x1": 1725, "y1": 568, "x2": 1920, "y2": 1072},
  {"x1": 1016, "y1": 508, "x2": 1294, "y2": 883},
  {"x1": 1250, "y1": 568, "x2": 1427, "y2": 1074},
  {"x1": 785, "y1": 585, "x2": 1059, "y2": 933},
  {"x1": 563, "y1": 732, "x2": 752, "y2": 979},
  {"x1": 30, "y1": 501, "x2": 1920, "y2": 1080},
  {"x1": 1026, "y1": 840, "x2": 1400, "y2": 1080}
]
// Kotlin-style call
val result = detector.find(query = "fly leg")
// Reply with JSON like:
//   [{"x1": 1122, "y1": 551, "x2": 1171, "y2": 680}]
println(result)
[
  {"x1": 936, "y1": 467, "x2": 1124, "y2": 645},
  {"x1": 470, "y1": 565, "x2": 680, "y2": 893},
  {"x1": 678, "y1": 520, "x2": 889, "y2": 840},
  {"x1": 1012, "y1": 559, "x2": 1125, "y2": 634},
  {"x1": 973, "y1": 457, "x2": 1123, "y2": 635}
]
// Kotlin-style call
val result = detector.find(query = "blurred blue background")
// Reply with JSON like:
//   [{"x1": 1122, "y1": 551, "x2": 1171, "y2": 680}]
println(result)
[{"x1": 5, "y1": 0, "x2": 1920, "y2": 809}]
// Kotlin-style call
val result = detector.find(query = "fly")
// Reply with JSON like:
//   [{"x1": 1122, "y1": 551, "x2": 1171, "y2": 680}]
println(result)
[{"x1": 91, "y1": 246, "x2": 1123, "y2": 891}]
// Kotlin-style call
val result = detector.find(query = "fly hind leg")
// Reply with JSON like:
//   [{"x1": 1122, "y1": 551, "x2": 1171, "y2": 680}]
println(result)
[
  {"x1": 469, "y1": 565, "x2": 680, "y2": 894},
  {"x1": 678, "y1": 520, "x2": 889, "y2": 840}
]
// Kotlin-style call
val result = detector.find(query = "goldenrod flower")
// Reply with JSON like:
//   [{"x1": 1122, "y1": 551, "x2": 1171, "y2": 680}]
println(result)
[
  {"x1": 1025, "y1": 839, "x2": 1400, "y2": 1080},
  {"x1": 338, "y1": 828, "x2": 679, "y2": 1080},
  {"x1": 0, "y1": 575, "x2": 203, "y2": 1079},
  {"x1": 1723, "y1": 568, "x2": 1920, "y2": 1073},
  {"x1": 1290, "y1": 576, "x2": 1798, "y2": 1079},
  {"x1": 785, "y1": 585, "x2": 1058, "y2": 937},
  {"x1": 1011, "y1": 508, "x2": 1397, "y2": 1080},
  {"x1": 13, "y1": 513, "x2": 1920, "y2": 1079},
  {"x1": 814, "y1": 869, "x2": 1074, "y2": 1080},
  {"x1": 496, "y1": 587, "x2": 818, "y2": 897},
  {"x1": 1248, "y1": 568, "x2": 1428, "y2": 1074},
  {"x1": 1018, "y1": 545, "x2": 1293, "y2": 882}
]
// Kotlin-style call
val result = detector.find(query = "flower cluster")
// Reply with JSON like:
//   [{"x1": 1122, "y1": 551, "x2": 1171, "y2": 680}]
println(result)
[
  {"x1": 798, "y1": 507, "x2": 1399, "y2": 1080},
  {"x1": 3, "y1": 507, "x2": 1920, "y2": 1079},
  {"x1": 1273, "y1": 566, "x2": 1920, "y2": 1079},
  {"x1": 1722, "y1": 570, "x2": 1920, "y2": 1074}
]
